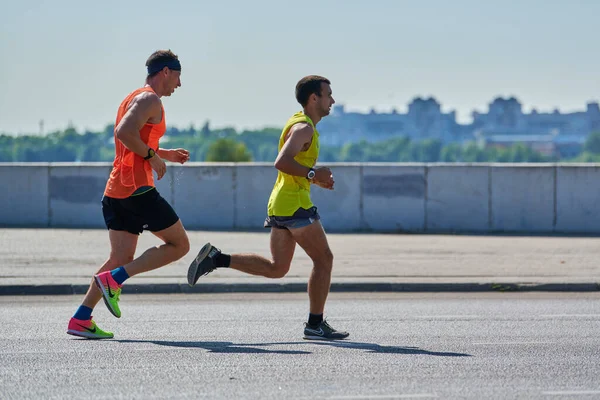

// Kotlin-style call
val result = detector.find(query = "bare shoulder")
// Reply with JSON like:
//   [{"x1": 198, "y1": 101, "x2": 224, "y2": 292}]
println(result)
[
  {"x1": 125, "y1": 91, "x2": 162, "y2": 123},
  {"x1": 289, "y1": 122, "x2": 314, "y2": 138},
  {"x1": 131, "y1": 90, "x2": 161, "y2": 110}
]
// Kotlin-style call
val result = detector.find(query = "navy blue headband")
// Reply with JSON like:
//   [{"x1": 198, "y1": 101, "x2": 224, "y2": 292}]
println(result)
[{"x1": 147, "y1": 58, "x2": 181, "y2": 76}]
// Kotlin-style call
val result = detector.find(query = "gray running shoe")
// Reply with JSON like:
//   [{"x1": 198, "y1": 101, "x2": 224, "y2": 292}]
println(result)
[
  {"x1": 188, "y1": 242, "x2": 221, "y2": 286},
  {"x1": 303, "y1": 320, "x2": 350, "y2": 340}
]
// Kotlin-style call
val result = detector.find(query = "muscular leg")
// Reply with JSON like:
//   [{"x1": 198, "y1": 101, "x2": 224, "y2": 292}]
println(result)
[
  {"x1": 288, "y1": 221, "x2": 334, "y2": 315},
  {"x1": 81, "y1": 229, "x2": 138, "y2": 309},
  {"x1": 229, "y1": 228, "x2": 296, "y2": 279},
  {"x1": 123, "y1": 220, "x2": 190, "y2": 277}
]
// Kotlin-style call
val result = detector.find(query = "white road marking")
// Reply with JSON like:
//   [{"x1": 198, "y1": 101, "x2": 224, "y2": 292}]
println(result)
[
  {"x1": 539, "y1": 314, "x2": 600, "y2": 318},
  {"x1": 329, "y1": 395, "x2": 438, "y2": 399},
  {"x1": 414, "y1": 315, "x2": 481, "y2": 319},
  {"x1": 473, "y1": 341, "x2": 553, "y2": 345},
  {"x1": 542, "y1": 390, "x2": 600, "y2": 396}
]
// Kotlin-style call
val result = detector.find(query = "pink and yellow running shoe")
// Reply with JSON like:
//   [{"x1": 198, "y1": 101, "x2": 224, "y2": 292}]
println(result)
[
  {"x1": 94, "y1": 271, "x2": 122, "y2": 318},
  {"x1": 67, "y1": 317, "x2": 114, "y2": 339}
]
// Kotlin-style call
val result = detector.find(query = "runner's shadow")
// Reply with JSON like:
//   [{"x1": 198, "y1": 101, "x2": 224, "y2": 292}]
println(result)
[
  {"x1": 245, "y1": 341, "x2": 471, "y2": 357},
  {"x1": 305, "y1": 340, "x2": 472, "y2": 357},
  {"x1": 116, "y1": 339, "x2": 470, "y2": 357},
  {"x1": 116, "y1": 339, "x2": 311, "y2": 355}
]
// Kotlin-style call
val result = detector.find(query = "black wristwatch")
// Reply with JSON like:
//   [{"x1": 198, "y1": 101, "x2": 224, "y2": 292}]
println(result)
[
  {"x1": 144, "y1": 148, "x2": 156, "y2": 160},
  {"x1": 307, "y1": 168, "x2": 316, "y2": 180}
]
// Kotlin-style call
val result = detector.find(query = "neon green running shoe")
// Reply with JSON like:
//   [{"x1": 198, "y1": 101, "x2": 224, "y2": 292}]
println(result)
[
  {"x1": 94, "y1": 271, "x2": 122, "y2": 318},
  {"x1": 67, "y1": 317, "x2": 114, "y2": 339}
]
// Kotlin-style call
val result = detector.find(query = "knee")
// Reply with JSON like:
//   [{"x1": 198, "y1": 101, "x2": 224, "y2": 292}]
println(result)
[
  {"x1": 323, "y1": 248, "x2": 334, "y2": 267},
  {"x1": 315, "y1": 249, "x2": 334, "y2": 271},
  {"x1": 173, "y1": 235, "x2": 190, "y2": 259},
  {"x1": 326, "y1": 249, "x2": 334, "y2": 266},
  {"x1": 181, "y1": 235, "x2": 191, "y2": 256},
  {"x1": 268, "y1": 262, "x2": 291, "y2": 279}
]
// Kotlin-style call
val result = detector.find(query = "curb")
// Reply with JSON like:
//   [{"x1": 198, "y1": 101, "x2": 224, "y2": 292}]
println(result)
[{"x1": 1, "y1": 282, "x2": 599, "y2": 296}]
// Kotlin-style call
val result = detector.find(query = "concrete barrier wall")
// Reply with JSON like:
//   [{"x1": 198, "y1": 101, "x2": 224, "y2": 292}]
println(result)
[
  {"x1": 234, "y1": 163, "x2": 276, "y2": 230},
  {"x1": 173, "y1": 164, "x2": 236, "y2": 230},
  {"x1": 2, "y1": 162, "x2": 600, "y2": 233},
  {"x1": 426, "y1": 164, "x2": 489, "y2": 232},
  {"x1": 361, "y1": 164, "x2": 425, "y2": 232},
  {"x1": 312, "y1": 164, "x2": 362, "y2": 231},
  {"x1": 49, "y1": 163, "x2": 111, "y2": 227},
  {"x1": 555, "y1": 165, "x2": 600, "y2": 233},
  {"x1": 0, "y1": 163, "x2": 49, "y2": 227},
  {"x1": 491, "y1": 165, "x2": 555, "y2": 232}
]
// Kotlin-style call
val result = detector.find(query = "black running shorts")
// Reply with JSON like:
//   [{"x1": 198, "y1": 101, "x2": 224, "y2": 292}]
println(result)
[{"x1": 101, "y1": 188, "x2": 179, "y2": 235}]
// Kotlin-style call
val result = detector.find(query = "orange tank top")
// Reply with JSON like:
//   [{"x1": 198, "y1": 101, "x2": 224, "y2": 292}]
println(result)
[{"x1": 104, "y1": 87, "x2": 166, "y2": 199}]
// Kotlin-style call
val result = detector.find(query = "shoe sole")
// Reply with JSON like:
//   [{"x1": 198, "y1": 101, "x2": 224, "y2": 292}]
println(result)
[
  {"x1": 303, "y1": 334, "x2": 350, "y2": 341},
  {"x1": 187, "y1": 242, "x2": 212, "y2": 287},
  {"x1": 94, "y1": 275, "x2": 121, "y2": 318},
  {"x1": 67, "y1": 330, "x2": 113, "y2": 340}
]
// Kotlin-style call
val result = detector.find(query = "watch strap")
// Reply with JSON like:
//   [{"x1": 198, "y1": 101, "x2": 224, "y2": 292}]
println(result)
[{"x1": 144, "y1": 148, "x2": 155, "y2": 160}]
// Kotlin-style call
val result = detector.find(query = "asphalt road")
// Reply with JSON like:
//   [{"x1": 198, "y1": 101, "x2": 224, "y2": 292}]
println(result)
[{"x1": 2, "y1": 293, "x2": 600, "y2": 399}]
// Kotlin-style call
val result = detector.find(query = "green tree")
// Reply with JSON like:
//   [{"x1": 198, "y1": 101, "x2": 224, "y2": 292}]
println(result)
[
  {"x1": 418, "y1": 139, "x2": 443, "y2": 162},
  {"x1": 0, "y1": 135, "x2": 14, "y2": 161},
  {"x1": 568, "y1": 151, "x2": 600, "y2": 162},
  {"x1": 340, "y1": 141, "x2": 366, "y2": 161},
  {"x1": 462, "y1": 142, "x2": 485, "y2": 162},
  {"x1": 440, "y1": 143, "x2": 462, "y2": 162},
  {"x1": 508, "y1": 143, "x2": 529, "y2": 162},
  {"x1": 205, "y1": 138, "x2": 253, "y2": 162},
  {"x1": 584, "y1": 131, "x2": 600, "y2": 154},
  {"x1": 200, "y1": 121, "x2": 211, "y2": 137}
]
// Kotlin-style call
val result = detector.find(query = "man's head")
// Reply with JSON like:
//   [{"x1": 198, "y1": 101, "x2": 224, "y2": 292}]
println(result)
[
  {"x1": 145, "y1": 49, "x2": 181, "y2": 97},
  {"x1": 295, "y1": 75, "x2": 335, "y2": 117}
]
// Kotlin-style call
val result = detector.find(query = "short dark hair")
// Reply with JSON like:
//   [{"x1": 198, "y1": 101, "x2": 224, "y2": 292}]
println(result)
[
  {"x1": 145, "y1": 49, "x2": 179, "y2": 77},
  {"x1": 295, "y1": 75, "x2": 331, "y2": 107}
]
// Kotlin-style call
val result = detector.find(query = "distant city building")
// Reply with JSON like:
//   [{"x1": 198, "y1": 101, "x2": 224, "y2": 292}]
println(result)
[
  {"x1": 319, "y1": 96, "x2": 600, "y2": 157},
  {"x1": 473, "y1": 97, "x2": 598, "y2": 158},
  {"x1": 472, "y1": 97, "x2": 600, "y2": 137},
  {"x1": 320, "y1": 97, "x2": 460, "y2": 146}
]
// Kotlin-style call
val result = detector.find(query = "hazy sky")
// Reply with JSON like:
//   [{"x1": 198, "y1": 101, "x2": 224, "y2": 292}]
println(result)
[{"x1": 1, "y1": 0, "x2": 599, "y2": 134}]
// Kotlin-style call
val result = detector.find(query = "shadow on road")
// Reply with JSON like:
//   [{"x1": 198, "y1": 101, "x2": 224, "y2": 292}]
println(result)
[
  {"x1": 116, "y1": 339, "x2": 311, "y2": 354},
  {"x1": 305, "y1": 340, "x2": 472, "y2": 357},
  {"x1": 115, "y1": 339, "x2": 471, "y2": 357}
]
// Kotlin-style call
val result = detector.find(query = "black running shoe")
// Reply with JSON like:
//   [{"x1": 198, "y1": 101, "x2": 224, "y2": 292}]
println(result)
[
  {"x1": 303, "y1": 320, "x2": 349, "y2": 340},
  {"x1": 187, "y1": 242, "x2": 221, "y2": 286}
]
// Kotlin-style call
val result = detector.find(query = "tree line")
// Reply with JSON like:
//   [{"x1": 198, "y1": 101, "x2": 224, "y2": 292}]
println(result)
[{"x1": 2, "y1": 122, "x2": 600, "y2": 163}]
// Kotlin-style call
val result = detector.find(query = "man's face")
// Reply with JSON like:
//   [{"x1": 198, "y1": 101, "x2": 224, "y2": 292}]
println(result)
[
  {"x1": 317, "y1": 83, "x2": 335, "y2": 116},
  {"x1": 164, "y1": 69, "x2": 181, "y2": 96}
]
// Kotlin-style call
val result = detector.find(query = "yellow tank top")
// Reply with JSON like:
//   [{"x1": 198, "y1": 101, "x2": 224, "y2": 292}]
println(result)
[{"x1": 267, "y1": 112, "x2": 320, "y2": 216}]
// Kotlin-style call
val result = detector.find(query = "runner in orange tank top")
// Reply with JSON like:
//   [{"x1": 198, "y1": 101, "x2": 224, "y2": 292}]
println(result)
[
  {"x1": 67, "y1": 50, "x2": 193, "y2": 339},
  {"x1": 104, "y1": 86, "x2": 168, "y2": 198}
]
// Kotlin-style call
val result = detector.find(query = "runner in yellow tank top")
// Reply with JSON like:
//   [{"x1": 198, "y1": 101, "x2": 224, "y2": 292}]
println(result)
[
  {"x1": 267, "y1": 111, "x2": 320, "y2": 217},
  {"x1": 189, "y1": 75, "x2": 350, "y2": 340}
]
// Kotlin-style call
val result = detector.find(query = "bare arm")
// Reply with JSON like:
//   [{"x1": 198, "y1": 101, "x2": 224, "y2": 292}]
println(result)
[
  {"x1": 115, "y1": 92, "x2": 162, "y2": 157},
  {"x1": 115, "y1": 92, "x2": 167, "y2": 179},
  {"x1": 273, "y1": 123, "x2": 333, "y2": 187},
  {"x1": 273, "y1": 123, "x2": 314, "y2": 177},
  {"x1": 157, "y1": 149, "x2": 170, "y2": 158},
  {"x1": 157, "y1": 148, "x2": 190, "y2": 164}
]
